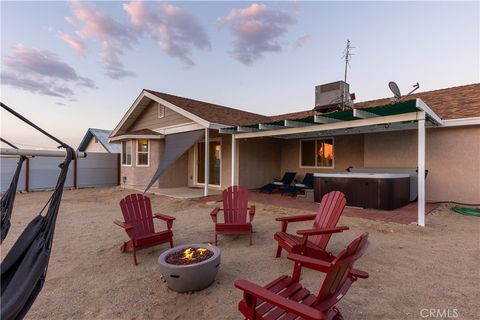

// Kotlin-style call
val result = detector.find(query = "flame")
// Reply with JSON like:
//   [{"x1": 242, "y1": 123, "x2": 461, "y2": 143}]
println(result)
[
  {"x1": 181, "y1": 247, "x2": 208, "y2": 260},
  {"x1": 182, "y1": 248, "x2": 194, "y2": 260}
]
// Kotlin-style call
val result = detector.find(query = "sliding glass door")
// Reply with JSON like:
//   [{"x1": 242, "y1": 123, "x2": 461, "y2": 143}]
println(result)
[{"x1": 196, "y1": 140, "x2": 221, "y2": 186}]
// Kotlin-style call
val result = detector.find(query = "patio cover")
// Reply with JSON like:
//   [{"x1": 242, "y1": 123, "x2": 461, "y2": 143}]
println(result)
[{"x1": 144, "y1": 130, "x2": 204, "y2": 193}]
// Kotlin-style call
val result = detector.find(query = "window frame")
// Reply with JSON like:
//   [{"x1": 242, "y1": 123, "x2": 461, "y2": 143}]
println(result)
[
  {"x1": 136, "y1": 139, "x2": 150, "y2": 167},
  {"x1": 298, "y1": 137, "x2": 335, "y2": 169},
  {"x1": 121, "y1": 140, "x2": 132, "y2": 167},
  {"x1": 194, "y1": 138, "x2": 222, "y2": 187},
  {"x1": 158, "y1": 103, "x2": 165, "y2": 119}
]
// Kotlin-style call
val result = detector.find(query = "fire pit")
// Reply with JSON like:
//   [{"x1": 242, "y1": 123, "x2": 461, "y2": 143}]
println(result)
[{"x1": 158, "y1": 243, "x2": 221, "y2": 292}]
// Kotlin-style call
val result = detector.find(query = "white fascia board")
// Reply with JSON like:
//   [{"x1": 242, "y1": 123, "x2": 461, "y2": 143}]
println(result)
[
  {"x1": 416, "y1": 98, "x2": 443, "y2": 125},
  {"x1": 143, "y1": 91, "x2": 212, "y2": 128},
  {"x1": 237, "y1": 126, "x2": 260, "y2": 132},
  {"x1": 209, "y1": 122, "x2": 229, "y2": 130},
  {"x1": 109, "y1": 134, "x2": 164, "y2": 142},
  {"x1": 353, "y1": 109, "x2": 379, "y2": 119},
  {"x1": 234, "y1": 111, "x2": 422, "y2": 139},
  {"x1": 259, "y1": 123, "x2": 286, "y2": 130},
  {"x1": 110, "y1": 91, "x2": 147, "y2": 138},
  {"x1": 154, "y1": 122, "x2": 204, "y2": 135},
  {"x1": 442, "y1": 117, "x2": 480, "y2": 127},
  {"x1": 219, "y1": 128, "x2": 238, "y2": 134},
  {"x1": 284, "y1": 120, "x2": 313, "y2": 127},
  {"x1": 314, "y1": 115, "x2": 342, "y2": 124}
]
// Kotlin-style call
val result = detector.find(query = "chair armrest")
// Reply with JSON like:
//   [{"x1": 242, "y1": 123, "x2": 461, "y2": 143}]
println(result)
[
  {"x1": 248, "y1": 206, "x2": 256, "y2": 222},
  {"x1": 275, "y1": 214, "x2": 317, "y2": 223},
  {"x1": 296, "y1": 226, "x2": 349, "y2": 236},
  {"x1": 210, "y1": 207, "x2": 221, "y2": 223},
  {"x1": 287, "y1": 253, "x2": 331, "y2": 273},
  {"x1": 154, "y1": 214, "x2": 175, "y2": 230},
  {"x1": 154, "y1": 213, "x2": 175, "y2": 221},
  {"x1": 350, "y1": 268, "x2": 369, "y2": 279},
  {"x1": 234, "y1": 279, "x2": 326, "y2": 320},
  {"x1": 114, "y1": 220, "x2": 133, "y2": 230}
]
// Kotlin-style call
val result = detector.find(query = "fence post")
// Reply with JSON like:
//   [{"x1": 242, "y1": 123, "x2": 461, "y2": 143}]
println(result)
[
  {"x1": 73, "y1": 157, "x2": 78, "y2": 189},
  {"x1": 25, "y1": 157, "x2": 30, "y2": 192}
]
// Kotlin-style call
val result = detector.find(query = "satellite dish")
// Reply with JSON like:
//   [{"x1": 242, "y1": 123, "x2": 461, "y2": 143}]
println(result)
[{"x1": 388, "y1": 81, "x2": 402, "y2": 100}]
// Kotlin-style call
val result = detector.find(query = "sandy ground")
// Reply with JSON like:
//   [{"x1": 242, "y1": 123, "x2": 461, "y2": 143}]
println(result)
[{"x1": 1, "y1": 187, "x2": 479, "y2": 320}]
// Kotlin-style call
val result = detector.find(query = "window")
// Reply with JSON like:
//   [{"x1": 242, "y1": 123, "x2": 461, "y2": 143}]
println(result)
[
  {"x1": 158, "y1": 103, "x2": 165, "y2": 118},
  {"x1": 121, "y1": 141, "x2": 132, "y2": 166},
  {"x1": 300, "y1": 138, "x2": 334, "y2": 168},
  {"x1": 136, "y1": 139, "x2": 149, "y2": 166}
]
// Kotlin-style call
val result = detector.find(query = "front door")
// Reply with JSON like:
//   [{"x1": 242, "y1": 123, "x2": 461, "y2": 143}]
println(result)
[{"x1": 196, "y1": 140, "x2": 221, "y2": 186}]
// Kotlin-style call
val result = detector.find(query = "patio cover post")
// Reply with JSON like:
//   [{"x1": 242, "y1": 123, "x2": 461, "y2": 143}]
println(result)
[
  {"x1": 231, "y1": 134, "x2": 236, "y2": 185},
  {"x1": 204, "y1": 127, "x2": 209, "y2": 196},
  {"x1": 418, "y1": 114, "x2": 426, "y2": 227}
]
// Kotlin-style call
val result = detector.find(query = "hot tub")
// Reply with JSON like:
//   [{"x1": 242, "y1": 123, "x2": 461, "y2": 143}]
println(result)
[{"x1": 313, "y1": 172, "x2": 410, "y2": 210}]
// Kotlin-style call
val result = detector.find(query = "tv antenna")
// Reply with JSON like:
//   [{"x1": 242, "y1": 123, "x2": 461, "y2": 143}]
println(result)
[
  {"x1": 342, "y1": 39, "x2": 355, "y2": 83},
  {"x1": 388, "y1": 81, "x2": 420, "y2": 102}
]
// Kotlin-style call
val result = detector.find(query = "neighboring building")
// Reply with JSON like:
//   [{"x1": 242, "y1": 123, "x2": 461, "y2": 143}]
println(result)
[
  {"x1": 78, "y1": 128, "x2": 121, "y2": 153},
  {"x1": 109, "y1": 83, "x2": 480, "y2": 216}
]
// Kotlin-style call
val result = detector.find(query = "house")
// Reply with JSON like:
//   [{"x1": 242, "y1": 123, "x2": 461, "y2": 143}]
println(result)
[
  {"x1": 78, "y1": 128, "x2": 120, "y2": 153},
  {"x1": 109, "y1": 83, "x2": 480, "y2": 225}
]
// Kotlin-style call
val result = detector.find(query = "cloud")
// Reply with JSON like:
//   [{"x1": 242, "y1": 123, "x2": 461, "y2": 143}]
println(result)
[
  {"x1": 58, "y1": 31, "x2": 87, "y2": 56},
  {"x1": 123, "y1": 0, "x2": 211, "y2": 67},
  {"x1": 219, "y1": 3, "x2": 297, "y2": 65},
  {"x1": 1, "y1": 44, "x2": 96, "y2": 98},
  {"x1": 66, "y1": 0, "x2": 136, "y2": 79},
  {"x1": 294, "y1": 34, "x2": 311, "y2": 48}
]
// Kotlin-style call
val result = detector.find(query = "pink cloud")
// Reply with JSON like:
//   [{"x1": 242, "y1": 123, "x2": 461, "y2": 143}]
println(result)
[
  {"x1": 1, "y1": 44, "x2": 95, "y2": 98},
  {"x1": 65, "y1": 0, "x2": 135, "y2": 79},
  {"x1": 295, "y1": 34, "x2": 311, "y2": 48},
  {"x1": 123, "y1": 0, "x2": 211, "y2": 67},
  {"x1": 58, "y1": 32, "x2": 87, "y2": 56},
  {"x1": 219, "y1": 3, "x2": 297, "y2": 66}
]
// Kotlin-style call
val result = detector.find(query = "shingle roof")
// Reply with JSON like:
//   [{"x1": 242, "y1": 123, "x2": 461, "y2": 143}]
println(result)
[
  {"x1": 127, "y1": 129, "x2": 163, "y2": 136},
  {"x1": 145, "y1": 89, "x2": 270, "y2": 126},
  {"x1": 145, "y1": 83, "x2": 479, "y2": 128},
  {"x1": 78, "y1": 128, "x2": 121, "y2": 153}
]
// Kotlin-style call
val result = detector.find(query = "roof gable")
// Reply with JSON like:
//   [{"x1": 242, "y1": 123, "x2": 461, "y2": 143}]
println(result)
[{"x1": 78, "y1": 128, "x2": 120, "y2": 153}]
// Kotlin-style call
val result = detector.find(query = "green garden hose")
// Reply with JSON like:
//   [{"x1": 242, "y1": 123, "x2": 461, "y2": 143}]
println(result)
[{"x1": 452, "y1": 206, "x2": 480, "y2": 217}]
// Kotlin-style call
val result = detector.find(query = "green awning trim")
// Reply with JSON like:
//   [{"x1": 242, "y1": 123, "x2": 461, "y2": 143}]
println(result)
[{"x1": 221, "y1": 99, "x2": 420, "y2": 133}]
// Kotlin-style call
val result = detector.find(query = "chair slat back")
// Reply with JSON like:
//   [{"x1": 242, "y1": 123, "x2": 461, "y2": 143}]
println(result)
[
  {"x1": 223, "y1": 186, "x2": 249, "y2": 224},
  {"x1": 302, "y1": 173, "x2": 314, "y2": 187},
  {"x1": 316, "y1": 232, "x2": 369, "y2": 305},
  {"x1": 282, "y1": 172, "x2": 296, "y2": 185},
  {"x1": 310, "y1": 191, "x2": 347, "y2": 249},
  {"x1": 119, "y1": 194, "x2": 155, "y2": 239}
]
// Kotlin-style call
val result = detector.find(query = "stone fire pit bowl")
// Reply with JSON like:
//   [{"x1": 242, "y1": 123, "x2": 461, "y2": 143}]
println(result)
[{"x1": 158, "y1": 243, "x2": 221, "y2": 293}]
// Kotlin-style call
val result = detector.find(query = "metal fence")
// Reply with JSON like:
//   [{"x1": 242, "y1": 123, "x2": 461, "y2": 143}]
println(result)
[{"x1": 0, "y1": 152, "x2": 119, "y2": 192}]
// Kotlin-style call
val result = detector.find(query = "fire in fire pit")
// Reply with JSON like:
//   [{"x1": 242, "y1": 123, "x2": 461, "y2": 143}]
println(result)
[
  {"x1": 166, "y1": 247, "x2": 214, "y2": 265},
  {"x1": 158, "y1": 244, "x2": 221, "y2": 292}
]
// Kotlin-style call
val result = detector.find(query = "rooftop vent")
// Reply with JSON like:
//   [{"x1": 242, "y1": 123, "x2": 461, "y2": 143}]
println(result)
[{"x1": 314, "y1": 80, "x2": 351, "y2": 113}]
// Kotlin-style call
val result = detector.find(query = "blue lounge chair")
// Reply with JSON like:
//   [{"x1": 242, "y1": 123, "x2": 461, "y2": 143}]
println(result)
[
  {"x1": 281, "y1": 173, "x2": 314, "y2": 196},
  {"x1": 259, "y1": 172, "x2": 296, "y2": 193}
]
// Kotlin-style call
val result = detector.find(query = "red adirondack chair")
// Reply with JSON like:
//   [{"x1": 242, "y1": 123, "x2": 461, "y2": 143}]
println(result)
[
  {"x1": 274, "y1": 191, "x2": 348, "y2": 260},
  {"x1": 114, "y1": 193, "x2": 175, "y2": 265},
  {"x1": 235, "y1": 232, "x2": 370, "y2": 320},
  {"x1": 210, "y1": 186, "x2": 256, "y2": 245}
]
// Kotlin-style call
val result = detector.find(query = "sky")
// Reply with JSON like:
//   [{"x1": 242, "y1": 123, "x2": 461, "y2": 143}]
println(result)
[{"x1": 1, "y1": 1, "x2": 479, "y2": 148}]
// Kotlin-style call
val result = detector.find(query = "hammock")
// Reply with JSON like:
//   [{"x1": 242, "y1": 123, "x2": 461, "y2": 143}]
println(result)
[
  {"x1": 1, "y1": 138, "x2": 27, "y2": 243},
  {"x1": 0, "y1": 102, "x2": 75, "y2": 320}
]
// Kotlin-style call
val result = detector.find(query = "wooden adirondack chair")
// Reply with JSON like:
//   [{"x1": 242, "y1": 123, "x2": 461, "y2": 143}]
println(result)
[
  {"x1": 274, "y1": 191, "x2": 348, "y2": 260},
  {"x1": 210, "y1": 186, "x2": 256, "y2": 245},
  {"x1": 114, "y1": 194, "x2": 175, "y2": 265},
  {"x1": 235, "y1": 232, "x2": 370, "y2": 320}
]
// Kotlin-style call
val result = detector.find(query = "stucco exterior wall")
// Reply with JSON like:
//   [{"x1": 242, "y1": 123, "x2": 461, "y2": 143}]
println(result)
[
  {"x1": 129, "y1": 101, "x2": 191, "y2": 131},
  {"x1": 120, "y1": 139, "x2": 188, "y2": 189},
  {"x1": 364, "y1": 126, "x2": 480, "y2": 203},
  {"x1": 84, "y1": 138, "x2": 108, "y2": 153},
  {"x1": 238, "y1": 137, "x2": 282, "y2": 189},
  {"x1": 279, "y1": 135, "x2": 365, "y2": 181}
]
